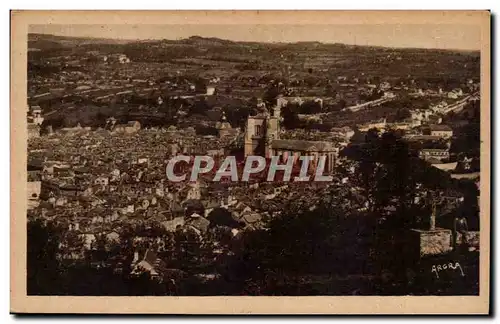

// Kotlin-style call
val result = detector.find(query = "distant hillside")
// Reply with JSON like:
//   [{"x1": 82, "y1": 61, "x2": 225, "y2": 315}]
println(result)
[
  {"x1": 180, "y1": 35, "x2": 237, "y2": 46},
  {"x1": 28, "y1": 33, "x2": 480, "y2": 55},
  {"x1": 28, "y1": 33, "x2": 135, "y2": 49}
]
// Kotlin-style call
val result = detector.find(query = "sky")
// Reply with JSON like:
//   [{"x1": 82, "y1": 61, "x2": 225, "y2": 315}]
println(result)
[{"x1": 29, "y1": 24, "x2": 481, "y2": 51}]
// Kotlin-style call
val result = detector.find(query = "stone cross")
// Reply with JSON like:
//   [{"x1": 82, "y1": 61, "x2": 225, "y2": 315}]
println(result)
[{"x1": 430, "y1": 200, "x2": 436, "y2": 231}]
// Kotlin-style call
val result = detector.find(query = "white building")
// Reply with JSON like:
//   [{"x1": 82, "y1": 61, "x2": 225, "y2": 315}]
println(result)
[
  {"x1": 419, "y1": 149, "x2": 450, "y2": 162},
  {"x1": 427, "y1": 124, "x2": 453, "y2": 139},
  {"x1": 206, "y1": 85, "x2": 216, "y2": 96},
  {"x1": 118, "y1": 54, "x2": 130, "y2": 64}
]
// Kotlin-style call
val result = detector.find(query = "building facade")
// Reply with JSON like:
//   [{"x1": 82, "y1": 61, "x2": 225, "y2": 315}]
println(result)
[
  {"x1": 428, "y1": 124, "x2": 453, "y2": 139},
  {"x1": 419, "y1": 149, "x2": 450, "y2": 162},
  {"x1": 244, "y1": 105, "x2": 280, "y2": 158},
  {"x1": 244, "y1": 100, "x2": 338, "y2": 173}
]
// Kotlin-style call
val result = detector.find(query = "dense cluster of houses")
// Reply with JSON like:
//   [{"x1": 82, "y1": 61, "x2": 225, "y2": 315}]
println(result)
[
  {"x1": 26, "y1": 44, "x2": 481, "y2": 282},
  {"x1": 27, "y1": 111, "x2": 344, "y2": 279}
]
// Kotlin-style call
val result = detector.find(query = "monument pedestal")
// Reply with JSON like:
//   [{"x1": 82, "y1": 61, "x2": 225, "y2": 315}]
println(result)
[{"x1": 410, "y1": 228, "x2": 452, "y2": 258}]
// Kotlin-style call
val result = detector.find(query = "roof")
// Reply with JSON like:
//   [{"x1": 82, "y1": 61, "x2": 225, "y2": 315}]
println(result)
[
  {"x1": 420, "y1": 148, "x2": 449, "y2": 153},
  {"x1": 240, "y1": 212, "x2": 262, "y2": 224},
  {"x1": 27, "y1": 123, "x2": 40, "y2": 130},
  {"x1": 170, "y1": 201, "x2": 184, "y2": 213},
  {"x1": 271, "y1": 139, "x2": 335, "y2": 152},
  {"x1": 429, "y1": 124, "x2": 452, "y2": 132},
  {"x1": 162, "y1": 217, "x2": 185, "y2": 231},
  {"x1": 60, "y1": 184, "x2": 84, "y2": 191},
  {"x1": 143, "y1": 249, "x2": 158, "y2": 265},
  {"x1": 330, "y1": 126, "x2": 353, "y2": 133},
  {"x1": 203, "y1": 200, "x2": 220, "y2": 209},
  {"x1": 404, "y1": 135, "x2": 442, "y2": 142},
  {"x1": 216, "y1": 121, "x2": 232, "y2": 130},
  {"x1": 27, "y1": 161, "x2": 43, "y2": 171}
]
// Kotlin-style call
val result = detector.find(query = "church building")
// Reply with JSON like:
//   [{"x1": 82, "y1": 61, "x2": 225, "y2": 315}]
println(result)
[{"x1": 244, "y1": 98, "x2": 338, "y2": 173}]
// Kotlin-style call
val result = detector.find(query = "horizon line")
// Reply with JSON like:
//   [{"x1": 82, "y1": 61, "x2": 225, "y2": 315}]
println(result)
[{"x1": 29, "y1": 32, "x2": 480, "y2": 53}]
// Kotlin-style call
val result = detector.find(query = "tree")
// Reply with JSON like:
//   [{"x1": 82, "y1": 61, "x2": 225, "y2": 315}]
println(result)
[
  {"x1": 395, "y1": 108, "x2": 411, "y2": 121},
  {"x1": 324, "y1": 85, "x2": 337, "y2": 97},
  {"x1": 195, "y1": 125, "x2": 218, "y2": 136},
  {"x1": 281, "y1": 104, "x2": 301, "y2": 130},
  {"x1": 194, "y1": 78, "x2": 207, "y2": 94},
  {"x1": 299, "y1": 101, "x2": 322, "y2": 114},
  {"x1": 262, "y1": 85, "x2": 280, "y2": 107},
  {"x1": 337, "y1": 99, "x2": 347, "y2": 110},
  {"x1": 341, "y1": 129, "x2": 471, "y2": 285},
  {"x1": 189, "y1": 98, "x2": 210, "y2": 116},
  {"x1": 217, "y1": 200, "x2": 379, "y2": 295},
  {"x1": 207, "y1": 208, "x2": 244, "y2": 229},
  {"x1": 27, "y1": 219, "x2": 63, "y2": 295}
]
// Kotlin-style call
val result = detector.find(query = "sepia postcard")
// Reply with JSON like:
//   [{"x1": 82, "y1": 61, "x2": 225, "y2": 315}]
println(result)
[{"x1": 10, "y1": 10, "x2": 491, "y2": 314}]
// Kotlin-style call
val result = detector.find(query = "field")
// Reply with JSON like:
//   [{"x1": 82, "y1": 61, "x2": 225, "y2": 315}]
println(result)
[{"x1": 27, "y1": 34, "x2": 480, "y2": 131}]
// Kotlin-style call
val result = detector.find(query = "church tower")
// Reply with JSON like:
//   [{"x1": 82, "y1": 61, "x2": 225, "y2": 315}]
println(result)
[{"x1": 244, "y1": 101, "x2": 281, "y2": 158}]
